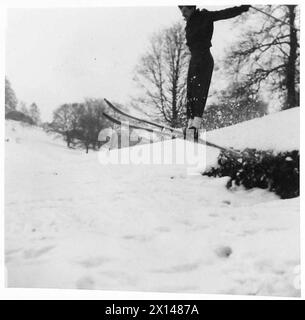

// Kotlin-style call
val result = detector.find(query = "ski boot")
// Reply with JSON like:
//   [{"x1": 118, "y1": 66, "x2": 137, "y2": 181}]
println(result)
[{"x1": 184, "y1": 117, "x2": 201, "y2": 143}]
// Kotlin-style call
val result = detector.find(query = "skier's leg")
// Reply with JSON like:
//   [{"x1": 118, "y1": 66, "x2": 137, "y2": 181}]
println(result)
[
  {"x1": 185, "y1": 56, "x2": 199, "y2": 141},
  {"x1": 194, "y1": 129, "x2": 199, "y2": 143},
  {"x1": 187, "y1": 51, "x2": 214, "y2": 143},
  {"x1": 192, "y1": 50, "x2": 214, "y2": 118},
  {"x1": 185, "y1": 59, "x2": 193, "y2": 140},
  {"x1": 186, "y1": 58, "x2": 195, "y2": 121},
  {"x1": 185, "y1": 66, "x2": 191, "y2": 140}
]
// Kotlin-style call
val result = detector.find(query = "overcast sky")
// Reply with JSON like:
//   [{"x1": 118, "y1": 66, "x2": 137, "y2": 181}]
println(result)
[{"x1": 6, "y1": 6, "x2": 244, "y2": 121}]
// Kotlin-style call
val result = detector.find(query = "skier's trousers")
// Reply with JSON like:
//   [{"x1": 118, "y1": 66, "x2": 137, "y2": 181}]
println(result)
[{"x1": 186, "y1": 49, "x2": 214, "y2": 119}]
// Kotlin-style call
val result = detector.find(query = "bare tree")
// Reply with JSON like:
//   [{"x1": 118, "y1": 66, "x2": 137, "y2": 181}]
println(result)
[
  {"x1": 134, "y1": 23, "x2": 189, "y2": 128},
  {"x1": 78, "y1": 99, "x2": 109, "y2": 152},
  {"x1": 203, "y1": 80, "x2": 268, "y2": 131},
  {"x1": 19, "y1": 101, "x2": 29, "y2": 116},
  {"x1": 5, "y1": 77, "x2": 18, "y2": 113},
  {"x1": 49, "y1": 103, "x2": 82, "y2": 147},
  {"x1": 286, "y1": 5, "x2": 299, "y2": 109},
  {"x1": 29, "y1": 102, "x2": 41, "y2": 125},
  {"x1": 225, "y1": 5, "x2": 300, "y2": 109},
  {"x1": 48, "y1": 99, "x2": 109, "y2": 152}
]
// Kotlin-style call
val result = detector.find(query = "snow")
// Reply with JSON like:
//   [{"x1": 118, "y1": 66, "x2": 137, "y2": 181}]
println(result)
[
  {"x1": 5, "y1": 108, "x2": 300, "y2": 297},
  {"x1": 206, "y1": 108, "x2": 300, "y2": 152}
]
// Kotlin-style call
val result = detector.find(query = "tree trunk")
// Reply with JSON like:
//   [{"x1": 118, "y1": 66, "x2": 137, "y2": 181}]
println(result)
[
  {"x1": 172, "y1": 92, "x2": 178, "y2": 127},
  {"x1": 66, "y1": 131, "x2": 71, "y2": 148},
  {"x1": 285, "y1": 5, "x2": 298, "y2": 109}
]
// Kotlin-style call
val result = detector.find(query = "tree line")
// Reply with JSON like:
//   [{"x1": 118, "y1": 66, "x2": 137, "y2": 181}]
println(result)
[
  {"x1": 45, "y1": 99, "x2": 111, "y2": 153},
  {"x1": 5, "y1": 78, "x2": 112, "y2": 153},
  {"x1": 5, "y1": 5, "x2": 299, "y2": 151},
  {"x1": 5, "y1": 77, "x2": 41, "y2": 125}
]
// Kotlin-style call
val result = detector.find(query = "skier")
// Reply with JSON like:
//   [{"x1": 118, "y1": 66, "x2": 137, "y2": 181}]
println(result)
[{"x1": 179, "y1": 5, "x2": 251, "y2": 141}]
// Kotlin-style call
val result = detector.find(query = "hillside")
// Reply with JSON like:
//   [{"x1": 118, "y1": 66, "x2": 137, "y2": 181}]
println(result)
[
  {"x1": 206, "y1": 108, "x2": 299, "y2": 151},
  {"x1": 5, "y1": 109, "x2": 300, "y2": 296}
]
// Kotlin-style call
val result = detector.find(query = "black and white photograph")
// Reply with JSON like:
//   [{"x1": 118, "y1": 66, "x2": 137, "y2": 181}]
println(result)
[{"x1": 3, "y1": 1, "x2": 301, "y2": 298}]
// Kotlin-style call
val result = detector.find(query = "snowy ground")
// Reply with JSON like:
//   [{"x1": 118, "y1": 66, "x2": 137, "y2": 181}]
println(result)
[
  {"x1": 207, "y1": 108, "x2": 299, "y2": 151},
  {"x1": 5, "y1": 109, "x2": 300, "y2": 297}
]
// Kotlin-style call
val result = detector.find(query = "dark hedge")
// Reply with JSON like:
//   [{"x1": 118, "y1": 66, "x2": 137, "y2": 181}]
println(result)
[
  {"x1": 5, "y1": 110, "x2": 35, "y2": 125},
  {"x1": 203, "y1": 149, "x2": 299, "y2": 199}
]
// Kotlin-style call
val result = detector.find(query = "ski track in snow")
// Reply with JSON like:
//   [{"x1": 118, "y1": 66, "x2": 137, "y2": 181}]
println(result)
[{"x1": 5, "y1": 113, "x2": 300, "y2": 297}]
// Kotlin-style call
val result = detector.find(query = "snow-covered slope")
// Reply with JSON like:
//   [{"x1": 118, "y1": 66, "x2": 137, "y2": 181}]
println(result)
[
  {"x1": 5, "y1": 109, "x2": 300, "y2": 297},
  {"x1": 206, "y1": 108, "x2": 299, "y2": 151}
]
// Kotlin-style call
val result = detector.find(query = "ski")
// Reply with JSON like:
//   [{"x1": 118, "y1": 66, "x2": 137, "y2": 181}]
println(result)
[
  {"x1": 103, "y1": 111, "x2": 155, "y2": 133},
  {"x1": 104, "y1": 98, "x2": 179, "y2": 132},
  {"x1": 102, "y1": 110, "x2": 241, "y2": 156}
]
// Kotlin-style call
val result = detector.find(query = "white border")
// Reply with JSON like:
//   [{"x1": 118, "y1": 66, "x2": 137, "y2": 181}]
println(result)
[{"x1": 0, "y1": 0, "x2": 304, "y2": 300}]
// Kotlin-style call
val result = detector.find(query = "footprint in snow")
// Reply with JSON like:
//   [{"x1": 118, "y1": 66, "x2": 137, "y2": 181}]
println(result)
[
  {"x1": 153, "y1": 262, "x2": 200, "y2": 274},
  {"x1": 6, "y1": 248, "x2": 22, "y2": 256},
  {"x1": 209, "y1": 213, "x2": 219, "y2": 218},
  {"x1": 76, "y1": 276, "x2": 95, "y2": 290},
  {"x1": 155, "y1": 226, "x2": 171, "y2": 233},
  {"x1": 215, "y1": 246, "x2": 233, "y2": 258},
  {"x1": 77, "y1": 256, "x2": 112, "y2": 269},
  {"x1": 23, "y1": 245, "x2": 56, "y2": 259},
  {"x1": 122, "y1": 234, "x2": 153, "y2": 242}
]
